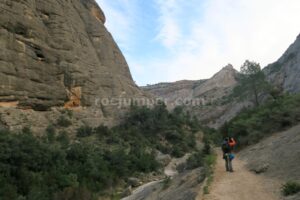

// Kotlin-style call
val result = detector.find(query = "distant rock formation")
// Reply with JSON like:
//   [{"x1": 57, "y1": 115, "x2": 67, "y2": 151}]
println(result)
[
  {"x1": 143, "y1": 65, "x2": 237, "y2": 108},
  {"x1": 143, "y1": 65, "x2": 238, "y2": 127},
  {"x1": 193, "y1": 64, "x2": 237, "y2": 99},
  {"x1": 143, "y1": 80, "x2": 205, "y2": 108},
  {"x1": 0, "y1": 0, "x2": 146, "y2": 133}
]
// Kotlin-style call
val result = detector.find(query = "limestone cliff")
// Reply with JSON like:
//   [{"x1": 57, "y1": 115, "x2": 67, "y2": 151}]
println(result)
[
  {"x1": 264, "y1": 34, "x2": 300, "y2": 93},
  {"x1": 0, "y1": 0, "x2": 146, "y2": 132}
]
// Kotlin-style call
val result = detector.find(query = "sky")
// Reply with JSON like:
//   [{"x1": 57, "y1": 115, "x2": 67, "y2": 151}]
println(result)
[{"x1": 96, "y1": 0, "x2": 300, "y2": 86}]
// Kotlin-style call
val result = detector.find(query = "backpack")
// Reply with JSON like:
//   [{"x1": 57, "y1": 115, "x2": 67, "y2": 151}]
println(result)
[{"x1": 221, "y1": 141, "x2": 230, "y2": 153}]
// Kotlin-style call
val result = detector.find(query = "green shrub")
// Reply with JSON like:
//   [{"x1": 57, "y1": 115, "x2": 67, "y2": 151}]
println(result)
[
  {"x1": 95, "y1": 125, "x2": 110, "y2": 138},
  {"x1": 171, "y1": 145, "x2": 185, "y2": 158},
  {"x1": 46, "y1": 125, "x2": 56, "y2": 143},
  {"x1": 202, "y1": 153, "x2": 217, "y2": 195},
  {"x1": 56, "y1": 131, "x2": 70, "y2": 146},
  {"x1": 162, "y1": 176, "x2": 172, "y2": 190},
  {"x1": 76, "y1": 126, "x2": 93, "y2": 137},
  {"x1": 66, "y1": 110, "x2": 73, "y2": 118},
  {"x1": 56, "y1": 116, "x2": 72, "y2": 127},
  {"x1": 282, "y1": 181, "x2": 300, "y2": 196},
  {"x1": 128, "y1": 147, "x2": 160, "y2": 173},
  {"x1": 202, "y1": 139, "x2": 211, "y2": 155},
  {"x1": 105, "y1": 132, "x2": 121, "y2": 144},
  {"x1": 22, "y1": 126, "x2": 32, "y2": 135},
  {"x1": 202, "y1": 127, "x2": 221, "y2": 145},
  {"x1": 61, "y1": 109, "x2": 74, "y2": 119},
  {"x1": 118, "y1": 103, "x2": 199, "y2": 156},
  {"x1": 156, "y1": 143, "x2": 172, "y2": 155},
  {"x1": 165, "y1": 130, "x2": 183, "y2": 143},
  {"x1": 186, "y1": 151, "x2": 204, "y2": 170}
]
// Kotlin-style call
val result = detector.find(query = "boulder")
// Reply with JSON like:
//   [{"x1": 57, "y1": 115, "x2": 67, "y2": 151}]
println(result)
[{"x1": 250, "y1": 163, "x2": 270, "y2": 174}]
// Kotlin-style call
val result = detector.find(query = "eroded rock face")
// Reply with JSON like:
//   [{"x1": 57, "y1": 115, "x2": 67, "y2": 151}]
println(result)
[
  {"x1": 264, "y1": 34, "x2": 300, "y2": 93},
  {"x1": 0, "y1": 0, "x2": 142, "y2": 111},
  {"x1": 0, "y1": 0, "x2": 147, "y2": 133}
]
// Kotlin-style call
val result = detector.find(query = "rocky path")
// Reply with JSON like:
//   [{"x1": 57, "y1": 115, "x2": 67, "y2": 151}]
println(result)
[{"x1": 199, "y1": 150, "x2": 280, "y2": 200}]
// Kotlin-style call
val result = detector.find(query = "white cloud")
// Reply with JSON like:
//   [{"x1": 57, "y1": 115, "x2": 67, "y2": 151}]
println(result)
[{"x1": 154, "y1": 0, "x2": 184, "y2": 48}]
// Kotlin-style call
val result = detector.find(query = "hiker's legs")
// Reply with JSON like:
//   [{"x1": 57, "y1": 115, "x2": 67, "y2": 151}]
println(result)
[
  {"x1": 228, "y1": 159, "x2": 233, "y2": 172},
  {"x1": 225, "y1": 154, "x2": 230, "y2": 171}
]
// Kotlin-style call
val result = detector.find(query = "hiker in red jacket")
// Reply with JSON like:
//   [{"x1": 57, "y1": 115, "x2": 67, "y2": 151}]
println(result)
[{"x1": 221, "y1": 137, "x2": 236, "y2": 172}]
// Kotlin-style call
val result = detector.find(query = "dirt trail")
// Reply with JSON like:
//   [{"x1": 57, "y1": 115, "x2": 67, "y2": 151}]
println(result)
[{"x1": 198, "y1": 150, "x2": 280, "y2": 200}]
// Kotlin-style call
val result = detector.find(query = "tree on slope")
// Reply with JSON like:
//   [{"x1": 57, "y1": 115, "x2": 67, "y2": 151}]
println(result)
[{"x1": 234, "y1": 60, "x2": 270, "y2": 106}]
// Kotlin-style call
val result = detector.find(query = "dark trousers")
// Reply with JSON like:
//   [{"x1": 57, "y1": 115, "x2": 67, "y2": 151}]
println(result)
[{"x1": 224, "y1": 153, "x2": 233, "y2": 172}]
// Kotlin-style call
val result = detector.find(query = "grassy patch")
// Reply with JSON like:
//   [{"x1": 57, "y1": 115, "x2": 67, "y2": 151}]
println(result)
[
  {"x1": 162, "y1": 176, "x2": 172, "y2": 190},
  {"x1": 203, "y1": 153, "x2": 217, "y2": 195}
]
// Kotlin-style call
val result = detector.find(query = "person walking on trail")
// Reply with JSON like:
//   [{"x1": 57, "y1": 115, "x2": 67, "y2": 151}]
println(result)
[{"x1": 221, "y1": 137, "x2": 236, "y2": 172}]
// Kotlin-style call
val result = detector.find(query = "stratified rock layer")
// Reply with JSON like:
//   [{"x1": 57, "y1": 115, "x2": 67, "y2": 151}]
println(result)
[
  {"x1": 0, "y1": 0, "x2": 143, "y2": 111},
  {"x1": 0, "y1": 0, "x2": 147, "y2": 133}
]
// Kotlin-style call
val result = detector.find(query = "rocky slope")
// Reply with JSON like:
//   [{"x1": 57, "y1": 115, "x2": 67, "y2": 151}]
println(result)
[
  {"x1": 264, "y1": 34, "x2": 300, "y2": 93},
  {"x1": 0, "y1": 0, "x2": 146, "y2": 133},
  {"x1": 240, "y1": 124, "x2": 300, "y2": 200}
]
